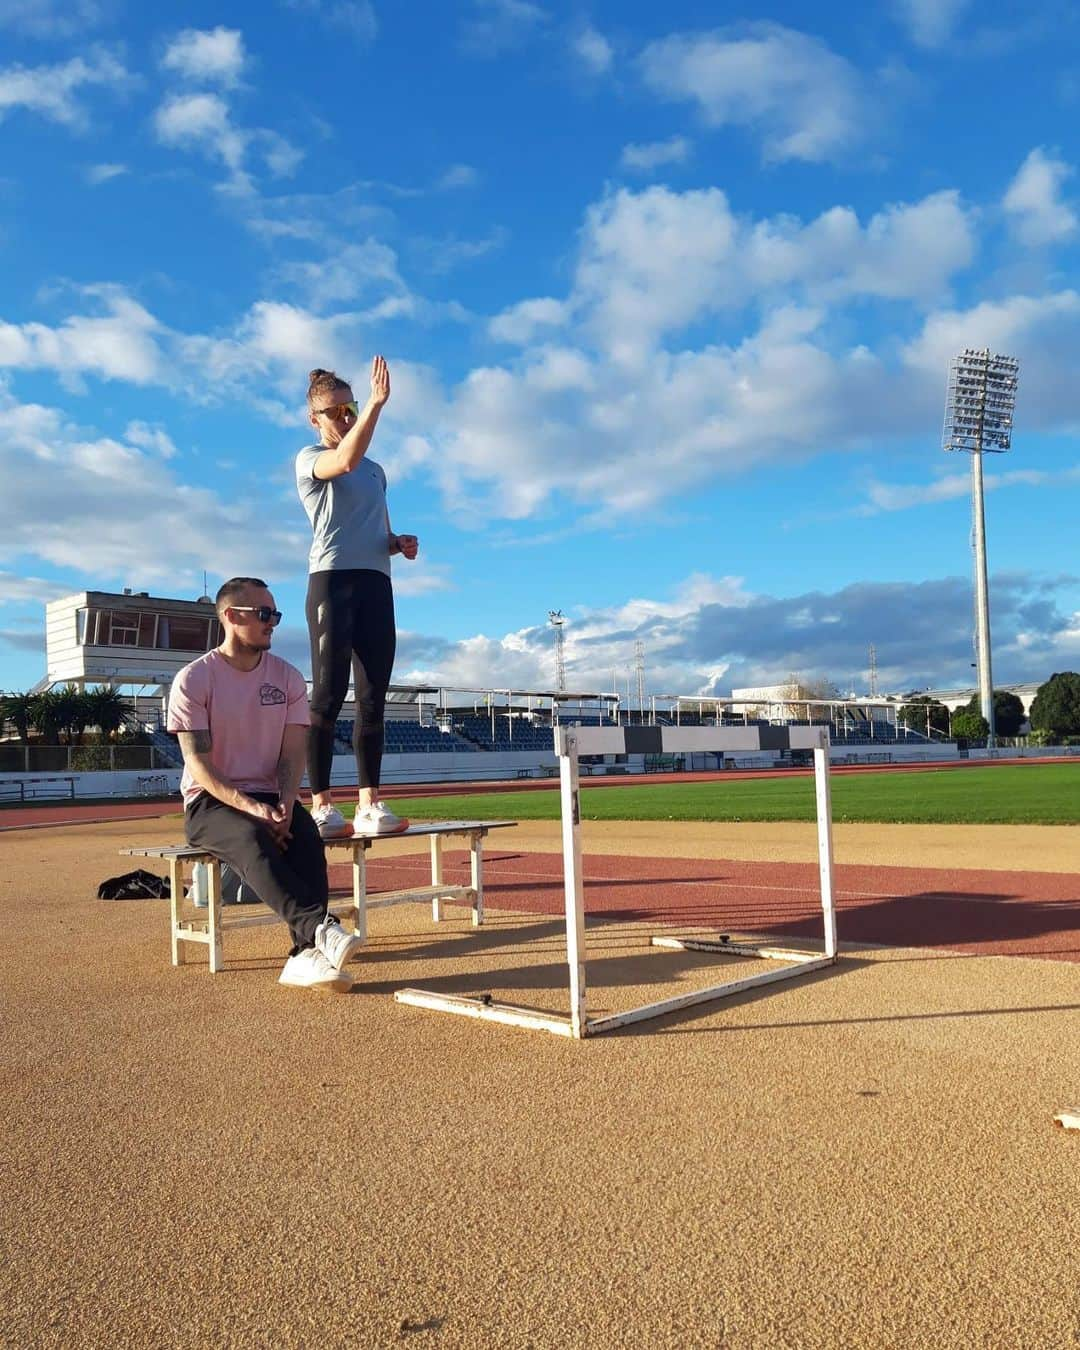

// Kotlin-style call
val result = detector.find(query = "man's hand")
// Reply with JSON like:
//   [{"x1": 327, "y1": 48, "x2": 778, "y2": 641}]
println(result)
[
  {"x1": 267, "y1": 799, "x2": 294, "y2": 848},
  {"x1": 395, "y1": 533, "x2": 419, "y2": 560},
  {"x1": 370, "y1": 354, "x2": 390, "y2": 408}
]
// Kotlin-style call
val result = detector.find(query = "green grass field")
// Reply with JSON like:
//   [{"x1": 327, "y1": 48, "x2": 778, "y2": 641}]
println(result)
[{"x1": 370, "y1": 764, "x2": 1079, "y2": 827}]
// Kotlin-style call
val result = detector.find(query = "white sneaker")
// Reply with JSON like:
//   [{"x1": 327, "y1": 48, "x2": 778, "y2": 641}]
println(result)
[
  {"x1": 315, "y1": 914, "x2": 364, "y2": 970},
  {"x1": 279, "y1": 946, "x2": 353, "y2": 992},
  {"x1": 352, "y1": 801, "x2": 410, "y2": 836},
  {"x1": 311, "y1": 804, "x2": 351, "y2": 839}
]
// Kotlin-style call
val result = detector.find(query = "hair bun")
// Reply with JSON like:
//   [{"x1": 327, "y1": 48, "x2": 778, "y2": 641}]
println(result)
[{"x1": 308, "y1": 368, "x2": 330, "y2": 382}]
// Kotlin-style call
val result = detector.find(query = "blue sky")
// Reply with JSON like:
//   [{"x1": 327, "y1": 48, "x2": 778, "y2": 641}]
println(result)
[{"x1": 1, "y1": 0, "x2": 1078, "y2": 700}]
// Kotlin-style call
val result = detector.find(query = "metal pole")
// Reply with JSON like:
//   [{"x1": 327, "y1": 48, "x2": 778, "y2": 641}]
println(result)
[{"x1": 971, "y1": 447, "x2": 996, "y2": 746}]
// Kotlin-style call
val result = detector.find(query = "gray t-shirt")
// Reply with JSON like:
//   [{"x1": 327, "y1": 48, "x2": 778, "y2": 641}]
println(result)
[{"x1": 295, "y1": 445, "x2": 391, "y2": 575}]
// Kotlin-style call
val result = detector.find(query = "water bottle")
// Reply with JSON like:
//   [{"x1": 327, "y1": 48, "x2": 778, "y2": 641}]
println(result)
[{"x1": 189, "y1": 861, "x2": 209, "y2": 909}]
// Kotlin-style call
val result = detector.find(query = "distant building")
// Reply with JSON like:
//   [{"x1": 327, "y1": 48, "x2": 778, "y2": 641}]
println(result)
[
  {"x1": 912, "y1": 683, "x2": 1042, "y2": 716},
  {"x1": 40, "y1": 588, "x2": 223, "y2": 694}
]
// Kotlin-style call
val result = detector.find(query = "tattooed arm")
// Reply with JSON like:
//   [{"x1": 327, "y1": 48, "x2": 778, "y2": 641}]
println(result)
[{"x1": 176, "y1": 730, "x2": 279, "y2": 826}]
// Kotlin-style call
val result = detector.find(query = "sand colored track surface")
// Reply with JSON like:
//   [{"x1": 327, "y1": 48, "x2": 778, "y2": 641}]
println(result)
[{"x1": 3, "y1": 815, "x2": 1079, "y2": 1347}]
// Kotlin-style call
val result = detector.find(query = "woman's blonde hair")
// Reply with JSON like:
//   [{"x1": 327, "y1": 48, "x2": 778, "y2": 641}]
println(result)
[{"x1": 307, "y1": 367, "x2": 350, "y2": 409}]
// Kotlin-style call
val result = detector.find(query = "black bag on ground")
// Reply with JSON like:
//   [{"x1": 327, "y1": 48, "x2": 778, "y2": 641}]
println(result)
[{"x1": 98, "y1": 869, "x2": 172, "y2": 900}]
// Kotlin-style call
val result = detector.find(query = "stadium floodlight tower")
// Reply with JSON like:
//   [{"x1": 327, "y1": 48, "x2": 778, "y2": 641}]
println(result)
[
  {"x1": 942, "y1": 348, "x2": 1020, "y2": 747},
  {"x1": 548, "y1": 610, "x2": 566, "y2": 692}
]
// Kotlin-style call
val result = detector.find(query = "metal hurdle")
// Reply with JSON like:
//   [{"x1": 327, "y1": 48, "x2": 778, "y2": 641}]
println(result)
[{"x1": 395, "y1": 724, "x2": 839, "y2": 1037}]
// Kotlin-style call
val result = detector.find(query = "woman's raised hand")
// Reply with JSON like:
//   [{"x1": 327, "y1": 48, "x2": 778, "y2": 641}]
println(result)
[{"x1": 370, "y1": 354, "x2": 390, "y2": 407}]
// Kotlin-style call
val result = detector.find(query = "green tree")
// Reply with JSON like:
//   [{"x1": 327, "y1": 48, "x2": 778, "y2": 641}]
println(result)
[
  {"x1": 951, "y1": 710, "x2": 989, "y2": 744},
  {"x1": 0, "y1": 691, "x2": 37, "y2": 742},
  {"x1": 898, "y1": 694, "x2": 949, "y2": 737},
  {"x1": 1029, "y1": 672, "x2": 1080, "y2": 740},
  {"x1": 963, "y1": 689, "x2": 1026, "y2": 738},
  {"x1": 31, "y1": 686, "x2": 86, "y2": 744},
  {"x1": 83, "y1": 687, "x2": 129, "y2": 739}
]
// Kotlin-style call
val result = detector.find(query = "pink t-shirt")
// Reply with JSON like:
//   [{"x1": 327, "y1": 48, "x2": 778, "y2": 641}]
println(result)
[{"x1": 167, "y1": 649, "x2": 310, "y2": 807}]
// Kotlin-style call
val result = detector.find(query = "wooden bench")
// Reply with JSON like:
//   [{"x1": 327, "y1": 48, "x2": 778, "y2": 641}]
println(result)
[{"x1": 122, "y1": 819, "x2": 517, "y2": 974}]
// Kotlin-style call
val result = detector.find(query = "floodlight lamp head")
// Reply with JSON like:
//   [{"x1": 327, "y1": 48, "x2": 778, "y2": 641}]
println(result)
[{"x1": 941, "y1": 348, "x2": 1020, "y2": 455}]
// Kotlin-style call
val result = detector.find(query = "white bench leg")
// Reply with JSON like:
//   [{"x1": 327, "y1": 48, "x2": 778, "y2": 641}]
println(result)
[
  {"x1": 352, "y1": 844, "x2": 367, "y2": 941},
  {"x1": 168, "y1": 857, "x2": 185, "y2": 966},
  {"x1": 430, "y1": 835, "x2": 444, "y2": 922},
  {"x1": 207, "y1": 861, "x2": 223, "y2": 974},
  {"x1": 470, "y1": 832, "x2": 484, "y2": 927}
]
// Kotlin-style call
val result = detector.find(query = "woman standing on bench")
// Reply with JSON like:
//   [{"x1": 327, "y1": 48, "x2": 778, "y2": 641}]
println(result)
[{"x1": 296, "y1": 359, "x2": 419, "y2": 839}]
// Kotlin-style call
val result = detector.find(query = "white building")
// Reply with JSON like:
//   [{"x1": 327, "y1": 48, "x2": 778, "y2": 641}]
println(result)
[{"x1": 40, "y1": 588, "x2": 223, "y2": 694}]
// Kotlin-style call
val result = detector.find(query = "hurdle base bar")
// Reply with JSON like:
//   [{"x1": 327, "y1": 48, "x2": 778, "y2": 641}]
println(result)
[
  {"x1": 583, "y1": 954, "x2": 837, "y2": 1035},
  {"x1": 650, "y1": 936, "x2": 825, "y2": 963},
  {"x1": 395, "y1": 951, "x2": 836, "y2": 1039},
  {"x1": 394, "y1": 988, "x2": 577, "y2": 1037}
]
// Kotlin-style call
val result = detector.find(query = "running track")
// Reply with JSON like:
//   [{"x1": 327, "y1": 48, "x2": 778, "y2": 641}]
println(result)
[
  {"x1": 331, "y1": 848, "x2": 1080, "y2": 966},
  {"x1": 4, "y1": 771, "x2": 1077, "y2": 964}
]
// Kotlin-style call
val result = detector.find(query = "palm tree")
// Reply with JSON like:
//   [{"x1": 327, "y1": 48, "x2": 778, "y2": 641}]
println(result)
[
  {"x1": 0, "y1": 691, "x2": 37, "y2": 743},
  {"x1": 32, "y1": 686, "x2": 85, "y2": 744},
  {"x1": 83, "y1": 686, "x2": 129, "y2": 740}
]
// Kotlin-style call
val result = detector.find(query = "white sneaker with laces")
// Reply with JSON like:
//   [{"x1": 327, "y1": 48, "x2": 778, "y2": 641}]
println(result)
[
  {"x1": 279, "y1": 946, "x2": 353, "y2": 992},
  {"x1": 315, "y1": 914, "x2": 364, "y2": 971},
  {"x1": 352, "y1": 801, "x2": 410, "y2": 836},
  {"x1": 311, "y1": 804, "x2": 351, "y2": 839}
]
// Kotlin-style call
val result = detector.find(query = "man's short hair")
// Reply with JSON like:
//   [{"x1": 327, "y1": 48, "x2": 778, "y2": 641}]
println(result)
[{"x1": 215, "y1": 576, "x2": 268, "y2": 617}]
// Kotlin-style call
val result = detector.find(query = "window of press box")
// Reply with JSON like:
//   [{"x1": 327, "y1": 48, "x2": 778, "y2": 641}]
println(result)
[{"x1": 76, "y1": 608, "x2": 223, "y2": 650}]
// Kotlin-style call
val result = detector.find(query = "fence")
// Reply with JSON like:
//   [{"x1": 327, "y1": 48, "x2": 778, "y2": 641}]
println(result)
[{"x1": 0, "y1": 744, "x2": 171, "y2": 773}]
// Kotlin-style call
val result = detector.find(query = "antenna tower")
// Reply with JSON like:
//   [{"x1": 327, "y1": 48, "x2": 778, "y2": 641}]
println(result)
[
  {"x1": 868, "y1": 644, "x2": 878, "y2": 698},
  {"x1": 548, "y1": 611, "x2": 566, "y2": 692},
  {"x1": 634, "y1": 640, "x2": 646, "y2": 719}
]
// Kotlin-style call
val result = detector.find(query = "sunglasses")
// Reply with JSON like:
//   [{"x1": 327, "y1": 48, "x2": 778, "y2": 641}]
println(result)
[
  {"x1": 314, "y1": 401, "x2": 358, "y2": 421},
  {"x1": 229, "y1": 605, "x2": 282, "y2": 626}
]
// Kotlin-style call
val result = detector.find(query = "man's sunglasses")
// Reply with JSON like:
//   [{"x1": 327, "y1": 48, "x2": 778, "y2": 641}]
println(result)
[
  {"x1": 314, "y1": 401, "x2": 358, "y2": 421},
  {"x1": 229, "y1": 605, "x2": 282, "y2": 626}
]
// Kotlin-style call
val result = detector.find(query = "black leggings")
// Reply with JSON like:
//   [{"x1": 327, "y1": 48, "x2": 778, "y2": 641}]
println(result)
[{"x1": 306, "y1": 568, "x2": 396, "y2": 794}]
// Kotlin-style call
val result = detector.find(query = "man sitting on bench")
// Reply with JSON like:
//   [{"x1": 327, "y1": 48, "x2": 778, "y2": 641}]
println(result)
[{"x1": 167, "y1": 576, "x2": 361, "y2": 993}]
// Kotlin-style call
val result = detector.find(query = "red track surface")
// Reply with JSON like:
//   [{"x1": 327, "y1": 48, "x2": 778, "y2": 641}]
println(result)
[
  {"x1": 5, "y1": 773, "x2": 1077, "y2": 966},
  {"x1": 335, "y1": 849, "x2": 1080, "y2": 965}
]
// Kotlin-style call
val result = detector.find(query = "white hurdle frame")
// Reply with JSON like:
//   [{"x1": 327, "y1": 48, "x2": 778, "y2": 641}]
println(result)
[{"x1": 395, "y1": 724, "x2": 838, "y2": 1038}]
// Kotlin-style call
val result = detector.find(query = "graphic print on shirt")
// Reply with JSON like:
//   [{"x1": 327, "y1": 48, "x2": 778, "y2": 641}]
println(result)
[{"x1": 260, "y1": 684, "x2": 287, "y2": 706}]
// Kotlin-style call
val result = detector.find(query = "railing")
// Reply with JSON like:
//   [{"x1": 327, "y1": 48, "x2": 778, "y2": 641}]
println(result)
[{"x1": 0, "y1": 744, "x2": 172, "y2": 772}]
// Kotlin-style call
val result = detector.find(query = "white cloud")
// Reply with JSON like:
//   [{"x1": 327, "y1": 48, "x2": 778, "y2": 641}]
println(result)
[
  {"x1": 0, "y1": 289, "x2": 163, "y2": 384},
  {"x1": 153, "y1": 91, "x2": 301, "y2": 189},
  {"x1": 0, "y1": 571, "x2": 73, "y2": 605},
  {"x1": 161, "y1": 27, "x2": 247, "y2": 87},
  {"x1": 84, "y1": 162, "x2": 127, "y2": 185},
  {"x1": 638, "y1": 24, "x2": 867, "y2": 163},
  {"x1": 620, "y1": 136, "x2": 691, "y2": 173},
  {"x1": 0, "y1": 48, "x2": 129, "y2": 129},
  {"x1": 396, "y1": 570, "x2": 1077, "y2": 694},
  {"x1": 488, "y1": 297, "x2": 569, "y2": 345},
  {"x1": 283, "y1": 0, "x2": 378, "y2": 43},
  {"x1": 0, "y1": 390, "x2": 308, "y2": 588},
  {"x1": 154, "y1": 91, "x2": 246, "y2": 169},
  {"x1": 0, "y1": 0, "x2": 105, "y2": 39},
  {"x1": 568, "y1": 186, "x2": 975, "y2": 363},
  {"x1": 857, "y1": 466, "x2": 1080, "y2": 514},
  {"x1": 437, "y1": 163, "x2": 479, "y2": 191},
  {"x1": 571, "y1": 25, "x2": 613, "y2": 75},
  {"x1": 902, "y1": 290, "x2": 1080, "y2": 426},
  {"x1": 893, "y1": 0, "x2": 971, "y2": 48},
  {"x1": 1003, "y1": 148, "x2": 1078, "y2": 247},
  {"x1": 124, "y1": 421, "x2": 179, "y2": 459},
  {"x1": 461, "y1": 0, "x2": 549, "y2": 56}
]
